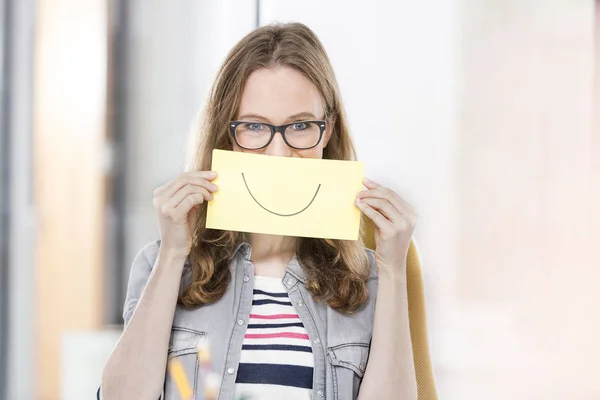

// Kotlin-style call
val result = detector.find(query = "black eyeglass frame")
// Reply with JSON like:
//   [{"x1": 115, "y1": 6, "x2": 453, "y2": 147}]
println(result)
[{"x1": 228, "y1": 120, "x2": 327, "y2": 150}]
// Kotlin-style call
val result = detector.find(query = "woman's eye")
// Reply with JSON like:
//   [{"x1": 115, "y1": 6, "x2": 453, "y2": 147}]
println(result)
[
  {"x1": 246, "y1": 123, "x2": 263, "y2": 131},
  {"x1": 292, "y1": 122, "x2": 308, "y2": 130}
]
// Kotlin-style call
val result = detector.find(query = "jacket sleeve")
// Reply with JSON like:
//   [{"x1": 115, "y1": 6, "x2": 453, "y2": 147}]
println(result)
[{"x1": 122, "y1": 240, "x2": 161, "y2": 326}]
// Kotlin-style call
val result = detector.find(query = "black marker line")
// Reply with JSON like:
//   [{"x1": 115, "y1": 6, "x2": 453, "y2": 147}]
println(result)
[{"x1": 241, "y1": 173, "x2": 321, "y2": 217}]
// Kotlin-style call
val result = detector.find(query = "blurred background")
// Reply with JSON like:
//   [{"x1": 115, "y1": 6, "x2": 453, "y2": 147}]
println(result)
[{"x1": 1, "y1": 0, "x2": 600, "y2": 399}]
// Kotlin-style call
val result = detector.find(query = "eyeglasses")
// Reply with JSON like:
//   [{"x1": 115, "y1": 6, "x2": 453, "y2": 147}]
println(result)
[{"x1": 229, "y1": 120, "x2": 327, "y2": 150}]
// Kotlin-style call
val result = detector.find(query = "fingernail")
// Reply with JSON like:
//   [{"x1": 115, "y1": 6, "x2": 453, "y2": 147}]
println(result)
[
  {"x1": 209, "y1": 171, "x2": 217, "y2": 177},
  {"x1": 363, "y1": 178, "x2": 372, "y2": 183}
]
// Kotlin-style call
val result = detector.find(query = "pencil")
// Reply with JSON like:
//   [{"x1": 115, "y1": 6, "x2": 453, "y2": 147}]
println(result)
[{"x1": 167, "y1": 358, "x2": 194, "y2": 400}]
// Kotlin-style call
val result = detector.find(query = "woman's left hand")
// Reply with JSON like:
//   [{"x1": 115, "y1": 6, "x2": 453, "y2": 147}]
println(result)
[{"x1": 355, "y1": 178, "x2": 418, "y2": 273}]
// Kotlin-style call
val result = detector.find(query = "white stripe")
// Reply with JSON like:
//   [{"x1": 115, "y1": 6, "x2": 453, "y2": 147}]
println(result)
[
  {"x1": 249, "y1": 303, "x2": 298, "y2": 315},
  {"x1": 254, "y1": 276, "x2": 287, "y2": 293},
  {"x1": 245, "y1": 325, "x2": 307, "y2": 335},
  {"x1": 235, "y1": 383, "x2": 312, "y2": 400},
  {"x1": 242, "y1": 336, "x2": 312, "y2": 347},
  {"x1": 239, "y1": 349, "x2": 314, "y2": 366}
]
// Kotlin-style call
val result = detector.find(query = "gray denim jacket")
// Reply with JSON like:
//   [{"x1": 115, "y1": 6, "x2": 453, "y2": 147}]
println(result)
[{"x1": 117, "y1": 240, "x2": 379, "y2": 400}]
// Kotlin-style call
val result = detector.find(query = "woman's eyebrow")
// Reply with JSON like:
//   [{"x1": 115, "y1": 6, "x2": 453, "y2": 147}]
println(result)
[
  {"x1": 237, "y1": 113, "x2": 270, "y2": 121},
  {"x1": 287, "y1": 112, "x2": 317, "y2": 121},
  {"x1": 236, "y1": 112, "x2": 318, "y2": 123}
]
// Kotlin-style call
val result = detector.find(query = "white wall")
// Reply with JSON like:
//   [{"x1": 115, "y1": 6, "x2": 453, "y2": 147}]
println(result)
[{"x1": 450, "y1": 1, "x2": 599, "y2": 398}]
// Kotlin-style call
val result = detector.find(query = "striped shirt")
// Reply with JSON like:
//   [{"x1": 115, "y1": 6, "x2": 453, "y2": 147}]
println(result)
[{"x1": 234, "y1": 276, "x2": 313, "y2": 400}]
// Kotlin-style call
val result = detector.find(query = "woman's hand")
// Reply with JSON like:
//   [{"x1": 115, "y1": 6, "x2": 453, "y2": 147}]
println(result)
[
  {"x1": 152, "y1": 171, "x2": 218, "y2": 258},
  {"x1": 355, "y1": 178, "x2": 418, "y2": 272}
]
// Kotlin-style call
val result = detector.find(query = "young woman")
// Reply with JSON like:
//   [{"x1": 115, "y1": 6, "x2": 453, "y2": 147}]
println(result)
[{"x1": 100, "y1": 23, "x2": 418, "y2": 400}]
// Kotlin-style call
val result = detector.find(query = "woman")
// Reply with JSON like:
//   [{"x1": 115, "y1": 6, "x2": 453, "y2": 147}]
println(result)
[{"x1": 100, "y1": 22, "x2": 418, "y2": 400}]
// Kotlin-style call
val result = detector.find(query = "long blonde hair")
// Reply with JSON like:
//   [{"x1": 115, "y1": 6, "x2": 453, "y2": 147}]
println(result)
[{"x1": 183, "y1": 22, "x2": 369, "y2": 313}]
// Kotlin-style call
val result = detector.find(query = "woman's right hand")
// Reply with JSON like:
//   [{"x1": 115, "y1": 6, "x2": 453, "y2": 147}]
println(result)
[{"x1": 152, "y1": 171, "x2": 218, "y2": 258}]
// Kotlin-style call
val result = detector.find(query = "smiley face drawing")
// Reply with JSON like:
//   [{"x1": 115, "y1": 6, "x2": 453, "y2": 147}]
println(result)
[
  {"x1": 241, "y1": 172, "x2": 321, "y2": 217},
  {"x1": 206, "y1": 149, "x2": 364, "y2": 240}
]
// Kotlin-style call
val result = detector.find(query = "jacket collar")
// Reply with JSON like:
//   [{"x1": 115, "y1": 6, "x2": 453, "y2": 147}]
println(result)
[{"x1": 232, "y1": 242, "x2": 307, "y2": 284}]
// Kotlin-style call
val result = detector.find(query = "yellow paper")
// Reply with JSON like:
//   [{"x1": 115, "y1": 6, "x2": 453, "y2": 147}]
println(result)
[{"x1": 206, "y1": 149, "x2": 364, "y2": 240}]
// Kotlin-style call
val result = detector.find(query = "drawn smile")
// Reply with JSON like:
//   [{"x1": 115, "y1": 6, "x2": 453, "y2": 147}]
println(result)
[{"x1": 241, "y1": 173, "x2": 321, "y2": 217}]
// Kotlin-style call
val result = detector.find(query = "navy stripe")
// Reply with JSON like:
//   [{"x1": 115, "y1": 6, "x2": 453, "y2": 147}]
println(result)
[
  {"x1": 252, "y1": 298, "x2": 293, "y2": 306},
  {"x1": 235, "y1": 363, "x2": 313, "y2": 389},
  {"x1": 242, "y1": 344, "x2": 313, "y2": 353},
  {"x1": 253, "y1": 289, "x2": 288, "y2": 298},
  {"x1": 247, "y1": 322, "x2": 304, "y2": 329}
]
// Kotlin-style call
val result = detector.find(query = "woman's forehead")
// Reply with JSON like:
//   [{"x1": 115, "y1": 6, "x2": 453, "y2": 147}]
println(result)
[{"x1": 237, "y1": 67, "x2": 324, "y2": 123}]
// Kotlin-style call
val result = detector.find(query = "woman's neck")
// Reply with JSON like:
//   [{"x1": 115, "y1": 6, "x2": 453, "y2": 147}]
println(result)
[{"x1": 248, "y1": 233, "x2": 297, "y2": 278}]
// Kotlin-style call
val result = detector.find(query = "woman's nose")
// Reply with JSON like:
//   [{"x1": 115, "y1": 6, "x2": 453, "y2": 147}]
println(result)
[{"x1": 265, "y1": 131, "x2": 293, "y2": 157}]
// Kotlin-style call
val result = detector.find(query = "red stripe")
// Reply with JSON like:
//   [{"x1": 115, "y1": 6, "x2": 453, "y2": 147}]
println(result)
[
  {"x1": 249, "y1": 313, "x2": 299, "y2": 320},
  {"x1": 245, "y1": 332, "x2": 310, "y2": 340}
]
